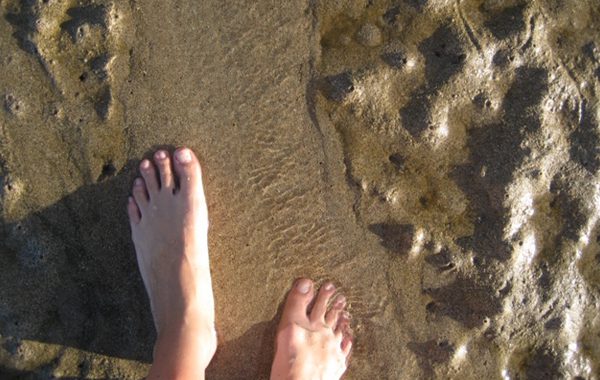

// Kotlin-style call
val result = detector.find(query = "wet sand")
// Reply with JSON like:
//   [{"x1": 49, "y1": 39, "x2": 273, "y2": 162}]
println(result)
[{"x1": 1, "y1": 0, "x2": 600, "y2": 379}]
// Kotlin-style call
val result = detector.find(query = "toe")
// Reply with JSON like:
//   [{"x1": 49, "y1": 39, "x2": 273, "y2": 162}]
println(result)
[
  {"x1": 132, "y1": 177, "x2": 149, "y2": 209},
  {"x1": 280, "y1": 278, "x2": 315, "y2": 325},
  {"x1": 173, "y1": 147, "x2": 203, "y2": 197},
  {"x1": 310, "y1": 282, "x2": 336, "y2": 323},
  {"x1": 325, "y1": 295, "x2": 346, "y2": 328},
  {"x1": 342, "y1": 336, "x2": 352, "y2": 357},
  {"x1": 127, "y1": 196, "x2": 141, "y2": 224},
  {"x1": 154, "y1": 150, "x2": 175, "y2": 191},
  {"x1": 334, "y1": 312, "x2": 351, "y2": 340},
  {"x1": 140, "y1": 159, "x2": 159, "y2": 195}
]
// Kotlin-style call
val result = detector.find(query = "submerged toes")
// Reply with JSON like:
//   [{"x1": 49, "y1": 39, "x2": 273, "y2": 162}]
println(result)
[
  {"x1": 281, "y1": 278, "x2": 314, "y2": 322},
  {"x1": 311, "y1": 282, "x2": 337, "y2": 322},
  {"x1": 325, "y1": 296, "x2": 346, "y2": 328}
]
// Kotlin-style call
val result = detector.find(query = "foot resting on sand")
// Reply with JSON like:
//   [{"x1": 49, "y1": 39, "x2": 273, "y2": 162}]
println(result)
[
  {"x1": 128, "y1": 148, "x2": 216, "y2": 379},
  {"x1": 128, "y1": 147, "x2": 352, "y2": 379},
  {"x1": 271, "y1": 279, "x2": 353, "y2": 380}
]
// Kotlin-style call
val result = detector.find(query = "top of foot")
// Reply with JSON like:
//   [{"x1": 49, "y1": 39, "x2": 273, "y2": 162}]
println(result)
[{"x1": 127, "y1": 148, "x2": 216, "y2": 373}]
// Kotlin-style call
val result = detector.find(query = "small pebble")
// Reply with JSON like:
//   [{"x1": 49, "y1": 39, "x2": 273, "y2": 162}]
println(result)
[{"x1": 356, "y1": 23, "x2": 382, "y2": 47}]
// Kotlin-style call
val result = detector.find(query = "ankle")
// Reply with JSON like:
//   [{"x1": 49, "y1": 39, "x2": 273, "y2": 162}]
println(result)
[
  {"x1": 159, "y1": 318, "x2": 217, "y2": 352},
  {"x1": 151, "y1": 322, "x2": 217, "y2": 377},
  {"x1": 153, "y1": 289, "x2": 215, "y2": 333}
]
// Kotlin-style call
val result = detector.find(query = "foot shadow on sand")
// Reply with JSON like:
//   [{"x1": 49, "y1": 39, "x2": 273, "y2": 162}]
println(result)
[
  {"x1": 0, "y1": 160, "x2": 155, "y2": 365},
  {"x1": 206, "y1": 318, "x2": 278, "y2": 380},
  {"x1": 0, "y1": 152, "x2": 284, "y2": 378}
]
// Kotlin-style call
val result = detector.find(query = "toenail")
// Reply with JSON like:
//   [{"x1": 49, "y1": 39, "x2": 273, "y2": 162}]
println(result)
[
  {"x1": 324, "y1": 283, "x2": 335, "y2": 291},
  {"x1": 135, "y1": 178, "x2": 143, "y2": 186},
  {"x1": 175, "y1": 148, "x2": 192, "y2": 164},
  {"x1": 140, "y1": 159, "x2": 150, "y2": 169},
  {"x1": 155, "y1": 150, "x2": 167, "y2": 160},
  {"x1": 296, "y1": 279, "x2": 311, "y2": 294},
  {"x1": 336, "y1": 296, "x2": 346, "y2": 306}
]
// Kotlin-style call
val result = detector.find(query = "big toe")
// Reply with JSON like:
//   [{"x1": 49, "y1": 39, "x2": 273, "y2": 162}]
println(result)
[
  {"x1": 280, "y1": 278, "x2": 315, "y2": 326},
  {"x1": 173, "y1": 147, "x2": 204, "y2": 196}
]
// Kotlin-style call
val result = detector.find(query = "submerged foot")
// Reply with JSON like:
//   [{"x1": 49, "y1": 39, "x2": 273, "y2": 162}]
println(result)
[
  {"x1": 127, "y1": 148, "x2": 216, "y2": 377},
  {"x1": 271, "y1": 279, "x2": 353, "y2": 380}
]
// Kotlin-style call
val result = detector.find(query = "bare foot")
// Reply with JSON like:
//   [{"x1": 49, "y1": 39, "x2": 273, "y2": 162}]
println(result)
[
  {"x1": 127, "y1": 148, "x2": 216, "y2": 378},
  {"x1": 271, "y1": 279, "x2": 352, "y2": 380}
]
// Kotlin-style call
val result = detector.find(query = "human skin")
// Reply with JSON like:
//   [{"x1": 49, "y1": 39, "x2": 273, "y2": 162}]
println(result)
[{"x1": 127, "y1": 148, "x2": 352, "y2": 379}]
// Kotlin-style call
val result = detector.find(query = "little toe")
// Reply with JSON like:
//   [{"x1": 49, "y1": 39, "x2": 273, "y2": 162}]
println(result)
[
  {"x1": 132, "y1": 177, "x2": 149, "y2": 209},
  {"x1": 310, "y1": 282, "x2": 336, "y2": 323},
  {"x1": 334, "y1": 312, "x2": 351, "y2": 340},
  {"x1": 173, "y1": 147, "x2": 203, "y2": 197},
  {"x1": 140, "y1": 159, "x2": 159, "y2": 195},
  {"x1": 280, "y1": 278, "x2": 315, "y2": 325},
  {"x1": 342, "y1": 336, "x2": 352, "y2": 357},
  {"x1": 154, "y1": 150, "x2": 175, "y2": 191},
  {"x1": 325, "y1": 295, "x2": 346, "y2": 328},
  {"x1": 127, "y1": 196, "x2": 141, "y2": 224}
]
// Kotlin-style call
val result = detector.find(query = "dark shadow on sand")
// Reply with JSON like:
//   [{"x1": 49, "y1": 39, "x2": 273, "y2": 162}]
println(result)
[
  {"x1": 0, "y1": 159, "x2": 155, "y2": 367},
  {"x1": 0, "y1": 364, "x2": 89, "y2": 380},
  {"x1": 206, "y1": 319, "x2": 277, "y2": 380},
  {"x1": 0, "y1": 147, "x2": 284, "y2": 378},
  {"x1": 205, "y1": 291, "x2": 287, "y2": 380}
]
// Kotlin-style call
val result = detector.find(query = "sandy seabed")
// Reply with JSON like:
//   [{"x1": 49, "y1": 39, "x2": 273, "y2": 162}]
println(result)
[{"x1": 0, "y1": 0, "x2": 599, "y2": 379}]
